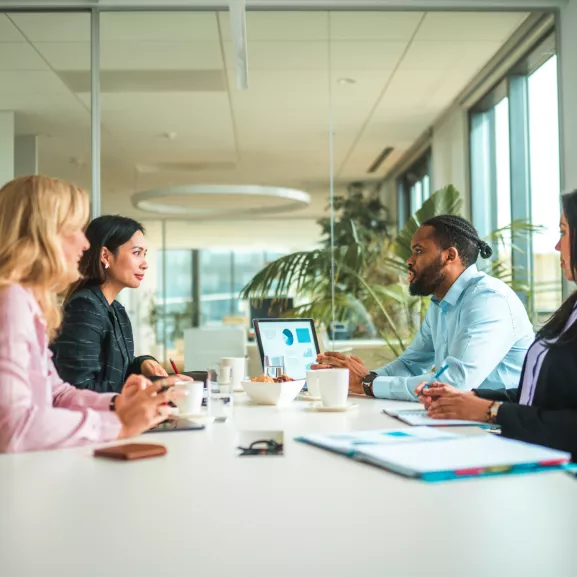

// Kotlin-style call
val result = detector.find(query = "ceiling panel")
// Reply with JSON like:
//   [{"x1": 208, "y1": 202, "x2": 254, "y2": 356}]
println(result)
[
  {"x1": 9, "y1": 13, "x2": 89, "y2": 42},
  {"x1": 330, "y1": 41, "x2": 409, "y2": 71},
  {"x1": 399, "y1": 41, "x2": 464, "y2": 71},
  {"x1": 415, "y1": 12, "x2": 527, "y2": 42},
  {"x1": 329, "y1": 12, "x2": 423, "y2": 40},
  {"x1": 219, "y1": 11, "x2": 329, "y2": 41},
  {"x1": 31, "y1": 42, "x2": 89, "y2": 70},
  {"x1": 0, "y1": 14, "x2": 25, "y2": 42},
  {"x1": 371, "y1": 69, "x2": 447, "y2": 119},
  {"x1": 0, "y1": 43, "x2": 48, "y2": 70},
  {"x1": 0, "y1": 70, "x2": 71, "y2": 94},
  {"x1": 224, "y1": 41, "x2": 328, "y2": 71},
  {"x1": 0, "y1": 91, "x2": 85, "y2": 115},
  {"x1": 34, "y1": 40, "x2": 225, "y2": 71},
  {"x1": 16, "y1": 109, "x2": 90, "y2": 137},
  {"x1": 227, "y1": 70, "x2": 329, "y2": 110},
  {"x1": 100, "y1": 12, "x2": 219, "y2": 42},
  {"x1": 451, "y1": 41, "x2": 504, "y2": 70}
]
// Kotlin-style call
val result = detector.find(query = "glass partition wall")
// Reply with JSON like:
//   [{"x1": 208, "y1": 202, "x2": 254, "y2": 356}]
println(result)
[
  {"x1": 0, "y1": 6, "x2": 560, "y2": 372},
  {"x1": 99, "y1": 11, "x2": 332, "y2": 368}
]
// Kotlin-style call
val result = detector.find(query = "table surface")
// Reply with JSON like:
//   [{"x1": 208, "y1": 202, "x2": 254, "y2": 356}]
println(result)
[{"x1": 1, "y1": 395, "x2": 576, "y2": 577}]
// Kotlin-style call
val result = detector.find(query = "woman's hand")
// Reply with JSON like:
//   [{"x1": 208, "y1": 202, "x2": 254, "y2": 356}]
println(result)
[
  {"x1": 140, "y1": 359, "x2": 168, "y2": 378},
  {"x1": 419, "y1": 382, "x2": 491, "y2": 422},
  {"x1": 114, "y1": 375, "x2": 187, "y2": 438},
  {"x1": 311, "y1": 352, "x2": 368, "y2": 394}
]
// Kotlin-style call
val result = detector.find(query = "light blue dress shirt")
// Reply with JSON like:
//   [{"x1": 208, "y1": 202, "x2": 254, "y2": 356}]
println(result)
[{"x1": 372, "y1": 264, "x2": 534, "y2": 401}]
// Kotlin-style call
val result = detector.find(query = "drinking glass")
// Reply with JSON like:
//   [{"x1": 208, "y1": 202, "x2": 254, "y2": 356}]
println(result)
[{"x1": 264, "y1": 355, "x2": 285, "y2": 379}]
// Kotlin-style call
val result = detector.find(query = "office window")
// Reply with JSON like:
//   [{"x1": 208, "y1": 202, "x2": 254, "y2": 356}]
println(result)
[
  {"x1": 528, "y1": 55, "x2": 562, "y2": 319},
  {"x1": 470, "y1": 83, "x2": 509, "y2": 243},
  {"x1": 470, "y1": 34, "x2": 560, "y2": 318},
  {"x1": 397, "y1": 151, "x2": 432, "y2": 226},
  {"x1": 156, "y1": 250, "x2": 194, "y2": 349},
  {"x1": 200, "y1": 250, "x2": 234, "y2": 326}
]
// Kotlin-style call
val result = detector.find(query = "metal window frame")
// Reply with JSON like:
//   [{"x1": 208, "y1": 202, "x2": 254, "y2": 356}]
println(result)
[
  {"x1": 469, "y1": 31, "x2": 560, "y2": 312},
  {"x1": 508, "y1": 74, "x2": 533, "y2": 309},
  {"x1": 470, "y1": 107, "x2": 498, "y2": 244},
  {"x1": 396, "y1": 149, "x2": 431, "y2": 224}
]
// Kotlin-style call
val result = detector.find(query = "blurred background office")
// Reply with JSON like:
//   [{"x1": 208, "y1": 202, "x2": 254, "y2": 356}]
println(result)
[{"x1": 0, "y1": 0, "x2": 576, "y2": 375}]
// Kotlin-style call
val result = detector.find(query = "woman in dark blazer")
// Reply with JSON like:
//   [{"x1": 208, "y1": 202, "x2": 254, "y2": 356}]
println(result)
[
  {"x1": 51, "y1": 215, "x2": 167, "y2": 393},
  {"x1": 416, "y1": 189, "x2": 577, "y2": 459}
]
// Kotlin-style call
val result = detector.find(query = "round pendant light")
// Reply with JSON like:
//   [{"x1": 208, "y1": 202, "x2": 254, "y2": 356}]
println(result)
[{"x1": 132, "y1": 184, "x2": 311, "y2": 219}]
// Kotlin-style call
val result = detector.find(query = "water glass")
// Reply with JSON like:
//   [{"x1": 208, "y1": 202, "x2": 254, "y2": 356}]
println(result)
[{"x1": 264, "y1": 355, "x2": 285, "y2": 379}]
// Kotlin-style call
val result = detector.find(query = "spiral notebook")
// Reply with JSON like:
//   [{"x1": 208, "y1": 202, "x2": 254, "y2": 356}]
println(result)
[{"x1": 296, "y1": 430, "x2": 570, "y2": 482}]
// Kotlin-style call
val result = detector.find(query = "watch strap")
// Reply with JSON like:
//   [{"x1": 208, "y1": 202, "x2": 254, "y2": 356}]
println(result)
[{"x1": 362, "y1": 372, "x2": 377, "y2": 397}]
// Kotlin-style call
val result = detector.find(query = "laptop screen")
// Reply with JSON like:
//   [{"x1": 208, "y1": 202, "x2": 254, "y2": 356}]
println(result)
[{"x1": 253, "y1": 318, "x2": 320, "y2": 380}]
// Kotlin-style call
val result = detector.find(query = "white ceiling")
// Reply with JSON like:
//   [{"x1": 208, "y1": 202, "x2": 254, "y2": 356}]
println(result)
[{"x1": 0, "y1": 9, "x2": 528, "y2": 243}]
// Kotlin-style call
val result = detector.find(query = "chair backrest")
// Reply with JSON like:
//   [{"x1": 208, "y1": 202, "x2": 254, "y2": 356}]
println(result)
[{"x1": 183, "y1": 326, "x2": 247, "y2": 371}]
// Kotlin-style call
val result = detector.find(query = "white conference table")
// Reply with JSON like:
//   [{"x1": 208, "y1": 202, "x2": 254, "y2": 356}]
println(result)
[{"x1": 1, "y1": 394, "x2": 576, "y2": 577}]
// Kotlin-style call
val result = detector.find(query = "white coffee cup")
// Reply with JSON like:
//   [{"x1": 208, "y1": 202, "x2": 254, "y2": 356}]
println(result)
[
  {"x1": 173, "y1": 380, "x2": 204, "y2": 416},
  {"x1": 318, "y1": 368, "x2": 349, "y2": 408},
  {"x1": 220, "y1": 357, "x2": 246, "y2": 390},
  {"x1": 306, "y1": 369, "x2": 325, "y2": 398}
]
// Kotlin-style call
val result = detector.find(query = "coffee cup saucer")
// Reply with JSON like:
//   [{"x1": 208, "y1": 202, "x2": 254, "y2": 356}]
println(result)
[
  {"x1": 177, "y1": 412, "x2": 215, "y2": 424},
  {"x1": 297, "y1": 393, "x2": 322, "y2": 402},
  {"x1": 306, "y1": 402, "x2": 359, "y2": 413}
]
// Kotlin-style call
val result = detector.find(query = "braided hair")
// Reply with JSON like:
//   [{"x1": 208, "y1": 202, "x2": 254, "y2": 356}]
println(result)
[{"x1": 421, "y1": 215, "x2": 493, "y2": 267}]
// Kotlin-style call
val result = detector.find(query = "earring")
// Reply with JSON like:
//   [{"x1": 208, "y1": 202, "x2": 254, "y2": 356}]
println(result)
[{"x1": 104, "y1": 263, "x2": 109, "y2": 270}]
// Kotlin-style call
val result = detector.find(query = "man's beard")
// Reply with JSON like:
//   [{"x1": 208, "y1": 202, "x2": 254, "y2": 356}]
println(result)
[{"x1": 409, "y1": 254, "x2": 446, "y2": 297}]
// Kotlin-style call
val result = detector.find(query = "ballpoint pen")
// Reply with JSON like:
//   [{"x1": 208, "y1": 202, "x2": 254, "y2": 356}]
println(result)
[
  {"x1": 419, "y1": 363, "x2": 450, "y2": 395},
  {"x1": 170, "y1": 358, "x2": 180, "y2": 374}
]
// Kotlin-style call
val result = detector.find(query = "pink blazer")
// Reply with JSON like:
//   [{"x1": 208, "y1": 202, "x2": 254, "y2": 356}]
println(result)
[{"x1": 0, "y1": 284, "x2": 121, "y2": 452}]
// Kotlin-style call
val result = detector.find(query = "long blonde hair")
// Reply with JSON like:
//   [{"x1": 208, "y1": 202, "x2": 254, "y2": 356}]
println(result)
[{"x1": 0, "y1": 175, "x2": 89, "y2": 340}]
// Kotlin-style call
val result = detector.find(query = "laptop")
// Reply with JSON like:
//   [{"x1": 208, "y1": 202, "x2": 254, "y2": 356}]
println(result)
[{"x1": 253, "y1": 318, "x2": 321, "y2": 380}]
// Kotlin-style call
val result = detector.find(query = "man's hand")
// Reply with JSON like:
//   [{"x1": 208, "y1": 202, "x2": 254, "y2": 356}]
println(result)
[
  {"x1": 313, "y1": 352, "x2": 369, "y2": 395},
  {"x1": 140, "y1": 359, "x2": 168, "y2": 378},
  {"x1": 419, "y1": 382, "x2": 490, "y2": 422}
]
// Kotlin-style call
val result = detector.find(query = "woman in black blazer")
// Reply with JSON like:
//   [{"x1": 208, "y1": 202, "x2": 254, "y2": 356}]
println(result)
[
  {"x1": 51, "y1": 215, "x2": 167, "y2": 393},
  {"x1": 416, "y1": 189, "x2": 577, "y2": 458}
]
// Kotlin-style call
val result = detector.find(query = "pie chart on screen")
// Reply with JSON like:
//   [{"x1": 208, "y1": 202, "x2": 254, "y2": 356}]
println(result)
[{"x1": 282, "y1": 329, "x2": 294, "y2": 346}]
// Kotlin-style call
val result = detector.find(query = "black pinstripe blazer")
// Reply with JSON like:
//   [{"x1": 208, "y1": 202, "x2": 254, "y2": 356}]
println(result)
[{"x1": 51, "y1": 285, "x2": 155, "y2": 393}]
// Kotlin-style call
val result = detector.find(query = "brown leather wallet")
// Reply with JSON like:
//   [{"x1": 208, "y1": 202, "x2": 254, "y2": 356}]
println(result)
[{"x1": 93, "y1": 443, "x2": 167, "y2": 461}]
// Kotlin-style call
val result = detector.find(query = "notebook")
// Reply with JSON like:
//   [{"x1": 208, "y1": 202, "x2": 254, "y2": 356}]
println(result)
[
  {"x1": 383, "y1": 407, "x2": 491, "y2": 427},
  {"x1": 296, "y1": 430, "x2": 570, "y2": 482},
  {"x1": 296, "y1": 427, "x2": 457, "y2": 456}
]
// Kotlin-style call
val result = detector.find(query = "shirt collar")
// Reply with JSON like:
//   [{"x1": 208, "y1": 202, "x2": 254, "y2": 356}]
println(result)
[{"x1": 432, "y1": 264, "x2": 479, "y2": 309}]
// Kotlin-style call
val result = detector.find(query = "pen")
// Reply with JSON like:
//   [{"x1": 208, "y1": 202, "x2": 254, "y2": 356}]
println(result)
[
  {"x1": 170, "y1": 358, "x2": 180, "y2": 374},
  {"x1": 419, "y1": 364, "x2": 449, "y2": 394}
]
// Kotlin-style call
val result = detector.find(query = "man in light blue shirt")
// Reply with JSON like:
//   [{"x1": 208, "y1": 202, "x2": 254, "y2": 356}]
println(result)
[{"x1": 315, "y1": 215, "x2": 534, "y2": 401}]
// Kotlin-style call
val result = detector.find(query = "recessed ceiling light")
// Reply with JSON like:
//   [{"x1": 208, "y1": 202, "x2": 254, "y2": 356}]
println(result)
[{"x1": 337, "y1": 78, "x2": 356, "y2": 85}]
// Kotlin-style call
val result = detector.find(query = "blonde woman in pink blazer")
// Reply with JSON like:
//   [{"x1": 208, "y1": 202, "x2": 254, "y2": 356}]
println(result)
[{"x1": 0, "y1": 175, "x2": 183, "y2": 453}]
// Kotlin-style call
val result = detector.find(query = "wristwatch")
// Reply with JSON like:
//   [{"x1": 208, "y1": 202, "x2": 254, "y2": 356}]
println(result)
[
  {"x1": 487, "y1": 401, "x2": 502, "y2": 424},
  {"x1": 109, "y1": 394, "x2": 119, "y2": 412},
  {"x1": 362, "y1": 372, "x2": 378, "y2": 397}
]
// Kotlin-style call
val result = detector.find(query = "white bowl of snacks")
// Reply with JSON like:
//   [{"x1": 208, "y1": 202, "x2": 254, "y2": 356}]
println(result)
[{"x1": 241, "y1": 374, "x2": 305, "y2": 406}]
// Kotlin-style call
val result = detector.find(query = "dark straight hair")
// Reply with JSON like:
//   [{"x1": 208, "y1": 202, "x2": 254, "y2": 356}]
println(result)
[
  {"x1": 66, "y1": 215, "x2": 145, "y2": 301},
  {"x1": 536, "y1": 189, "x2": 577, "y2": 346}
]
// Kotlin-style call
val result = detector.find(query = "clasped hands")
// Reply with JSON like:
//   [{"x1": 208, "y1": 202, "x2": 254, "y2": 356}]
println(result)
[{"x1": 415, "y1": 381, "x2": 492, "y2": 422}]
